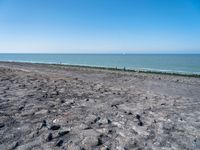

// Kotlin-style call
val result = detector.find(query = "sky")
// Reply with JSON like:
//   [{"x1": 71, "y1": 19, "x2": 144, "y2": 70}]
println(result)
[{"x1": 0, "y1": 0, "x2": 200, "y2": 54}]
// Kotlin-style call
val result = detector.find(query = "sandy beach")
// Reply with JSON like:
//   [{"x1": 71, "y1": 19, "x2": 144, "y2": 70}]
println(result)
[{"x1": 0, "y1": 61, "x2": 200, "y2": 150}]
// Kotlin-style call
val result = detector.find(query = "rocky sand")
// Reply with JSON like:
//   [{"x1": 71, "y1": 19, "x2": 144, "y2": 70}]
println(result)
[{"x1": 0, "y1": 62, "x2": 200, "y2": 150}]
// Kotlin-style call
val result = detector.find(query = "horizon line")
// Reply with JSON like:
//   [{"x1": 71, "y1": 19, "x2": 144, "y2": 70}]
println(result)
[{"x1": 0, "y1": 53, "x2": 200, "y2": 55}]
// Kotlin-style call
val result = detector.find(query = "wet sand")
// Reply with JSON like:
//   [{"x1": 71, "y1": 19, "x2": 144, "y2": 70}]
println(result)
[{"x1": 0, "y1": 62, "x2": 200, "y2": 150}]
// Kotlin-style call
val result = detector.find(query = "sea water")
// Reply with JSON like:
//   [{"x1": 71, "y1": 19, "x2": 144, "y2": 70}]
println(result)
[{"x1": 0, "y1": 54, "x2": 199, "y2": 74}]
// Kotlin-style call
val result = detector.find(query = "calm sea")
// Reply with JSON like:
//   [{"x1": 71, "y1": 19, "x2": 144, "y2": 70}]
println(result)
[{"x1": 0, "y1": 54, "x2": 199, "y2": 74}]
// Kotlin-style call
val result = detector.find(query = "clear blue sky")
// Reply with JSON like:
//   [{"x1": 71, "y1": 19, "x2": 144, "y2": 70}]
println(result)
[{"x1": 0, "y1": 0, "x2": 200, "y2": 53}]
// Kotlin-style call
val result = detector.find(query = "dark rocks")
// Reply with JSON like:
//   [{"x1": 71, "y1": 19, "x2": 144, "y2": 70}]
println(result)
[
  {"x1": 58, "y1": 130, "x2": 70, "y2": 136},
  {"x1": 104, "y1": 89, "x2": 108, "y2": 92},
  {"x1": 10, "y1": 141, "x2": 19, "y2": 149},
  {"x1": 46, "y1": 133, "x2": 53, "y2": 142},
  {"x1": 14, "y1": 141, "x2": 19, "y2": 148},
  {"x1": 93, "y1": 117, "x2": 101, "y2": 123},
  {"x1": 161, "y1": 103, "x2": 166, "y2": 106},
  {"x1": 60, "y1": 99, "x2": 65, "y2": 103},
  {"x1": 55, "y1": 139, "x2": 63, "y2": 147},
  {"x1": 41, "y1": 120, "x2": 47, "y2": 128},
  {"x1": 108, "y1": 130, "x2": 112, "y2": 134},
  {"x1": 136, "y1": 114, "x2": 143, "y2": 126},
  {"x1": 96, "y1": 134, "x2": 108, "y2": 147},
  {"x1": 111, "y1": 104, "x2": 118, "y2": 109},
  {"x1": 43, "y1": 93, "x2": 48, "y2": 98},
  {"x1": 18, "y1": 106, "x2": 24, "y2": 111},
  {"x1": 128, "y1": 112, "x2": 133, "y2": 115},
  {"x1": 56, "y1": 91, "x2": 59, "y2": 95},
  {"x1": 19, "y1": 84, "x2": 26, "y2": 88},
  {"x1": 124, "y1": 147, "x2": 129, "y2": 150},
  {"x1": 107, "y1": 119, "x2": 112, "y2": 124},
  {"x1": 138, "y1": 121, "x2": 143, "y2": 126},
  {"x1": 0, "y1": 123, "x2": 5, "y2": 128},
  {"x1": 50, "y1": 124, "x2": 61, "y2": 130},
  {"x1": 84, "y1": 126, "x2": 92, "y2": 130},
  {"x1": 98, "y1": 123, "x2": 103, "y2": 126},
  {"x1": 96, "y1": 137, "x2": 103, "y2": 146},
  {"x1": 136, "y1": 114, "x2": 140, "y2": 120}
]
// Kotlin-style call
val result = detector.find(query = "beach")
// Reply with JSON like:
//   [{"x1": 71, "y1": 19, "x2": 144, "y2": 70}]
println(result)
[{"x1": 0, "y1": 61, "x2": 200, "y2": 150}]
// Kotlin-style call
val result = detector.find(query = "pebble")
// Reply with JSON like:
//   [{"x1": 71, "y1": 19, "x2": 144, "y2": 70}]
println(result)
[
  {"x1": 41, "y1": 120, "x2": 47, "y2": 128},
  {"x1": 58, "y1": 130, "x2": 70, "y2": 136},
  {"x1": 55, "y1": 139, "x2": 63, "y2": 147},
  {"x1": 50, "y1": 125, "x2": 61, "y2": 130},
  {"x1": 136, "y1": 114, "x2": 143, "y2": 126},
  {"x1": 18, "y1": 106, "x2": 24, "y2": 111},
  {"x1": 107, "y1": 119, "x2": 112, "y2": 124},
  {"x1": 46, "y1": 133, "x2": 53, "y2": 142},
  {"x1": 96, "y1": 138, "x2": 103, "y2": 146},
  {"x1": 10, "y1": 141, "x2": 19, "y2": 149},
  {"x1": 136, "y1": 114, "x2": 140, "y2": 120},
  {"x1": 138, "y1": 121, "x2": 143, "y2": 126},
  {"x1": 108, "y1": 130, "x2": 112, "y2": 134},
  {"x1": 0, "y1": 123, "x2": 5, "y2": 128},
  {"x1": 60, "y1": 99, "x2": 65, "y2": 103},
  {"x1": 84, "y1": 126, "x2": 92, "y2": 130},
  {"x1": 94, "y1": 117, "x2": 101, "y2": 123},
  {"x1": 128, "y1": 112, "x2": 133, "y2": 115},
  {"x1": 161, "y1": 103, "x2": 166, "y2": 106}
]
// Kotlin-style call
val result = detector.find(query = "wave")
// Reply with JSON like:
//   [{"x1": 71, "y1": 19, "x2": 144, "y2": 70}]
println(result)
[{"x1": 1, "y1": 59, "x2": 199, "y2": 76}]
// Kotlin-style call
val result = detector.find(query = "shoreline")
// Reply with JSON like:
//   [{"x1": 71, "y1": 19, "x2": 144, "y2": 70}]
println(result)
[{"x1": 1, "y1": 60, "x2": 200, "y2": 78}]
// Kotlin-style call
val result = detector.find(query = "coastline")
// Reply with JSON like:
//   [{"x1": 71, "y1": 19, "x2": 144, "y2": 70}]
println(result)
[
  {"x1": 54, "y1": 63, "x2": 200, "y2": 78},
  {"x1": 1, "y1": 60, "x2": 200, "y2": 78},
  {"x1": 0, "y1": 61, "x2": 200, "y2": 149}
]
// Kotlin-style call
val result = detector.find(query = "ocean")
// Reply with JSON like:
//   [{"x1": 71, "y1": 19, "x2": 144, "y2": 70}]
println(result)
[{"x1": 0, "y1": 54, "x2": 199, "y2": 74}]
